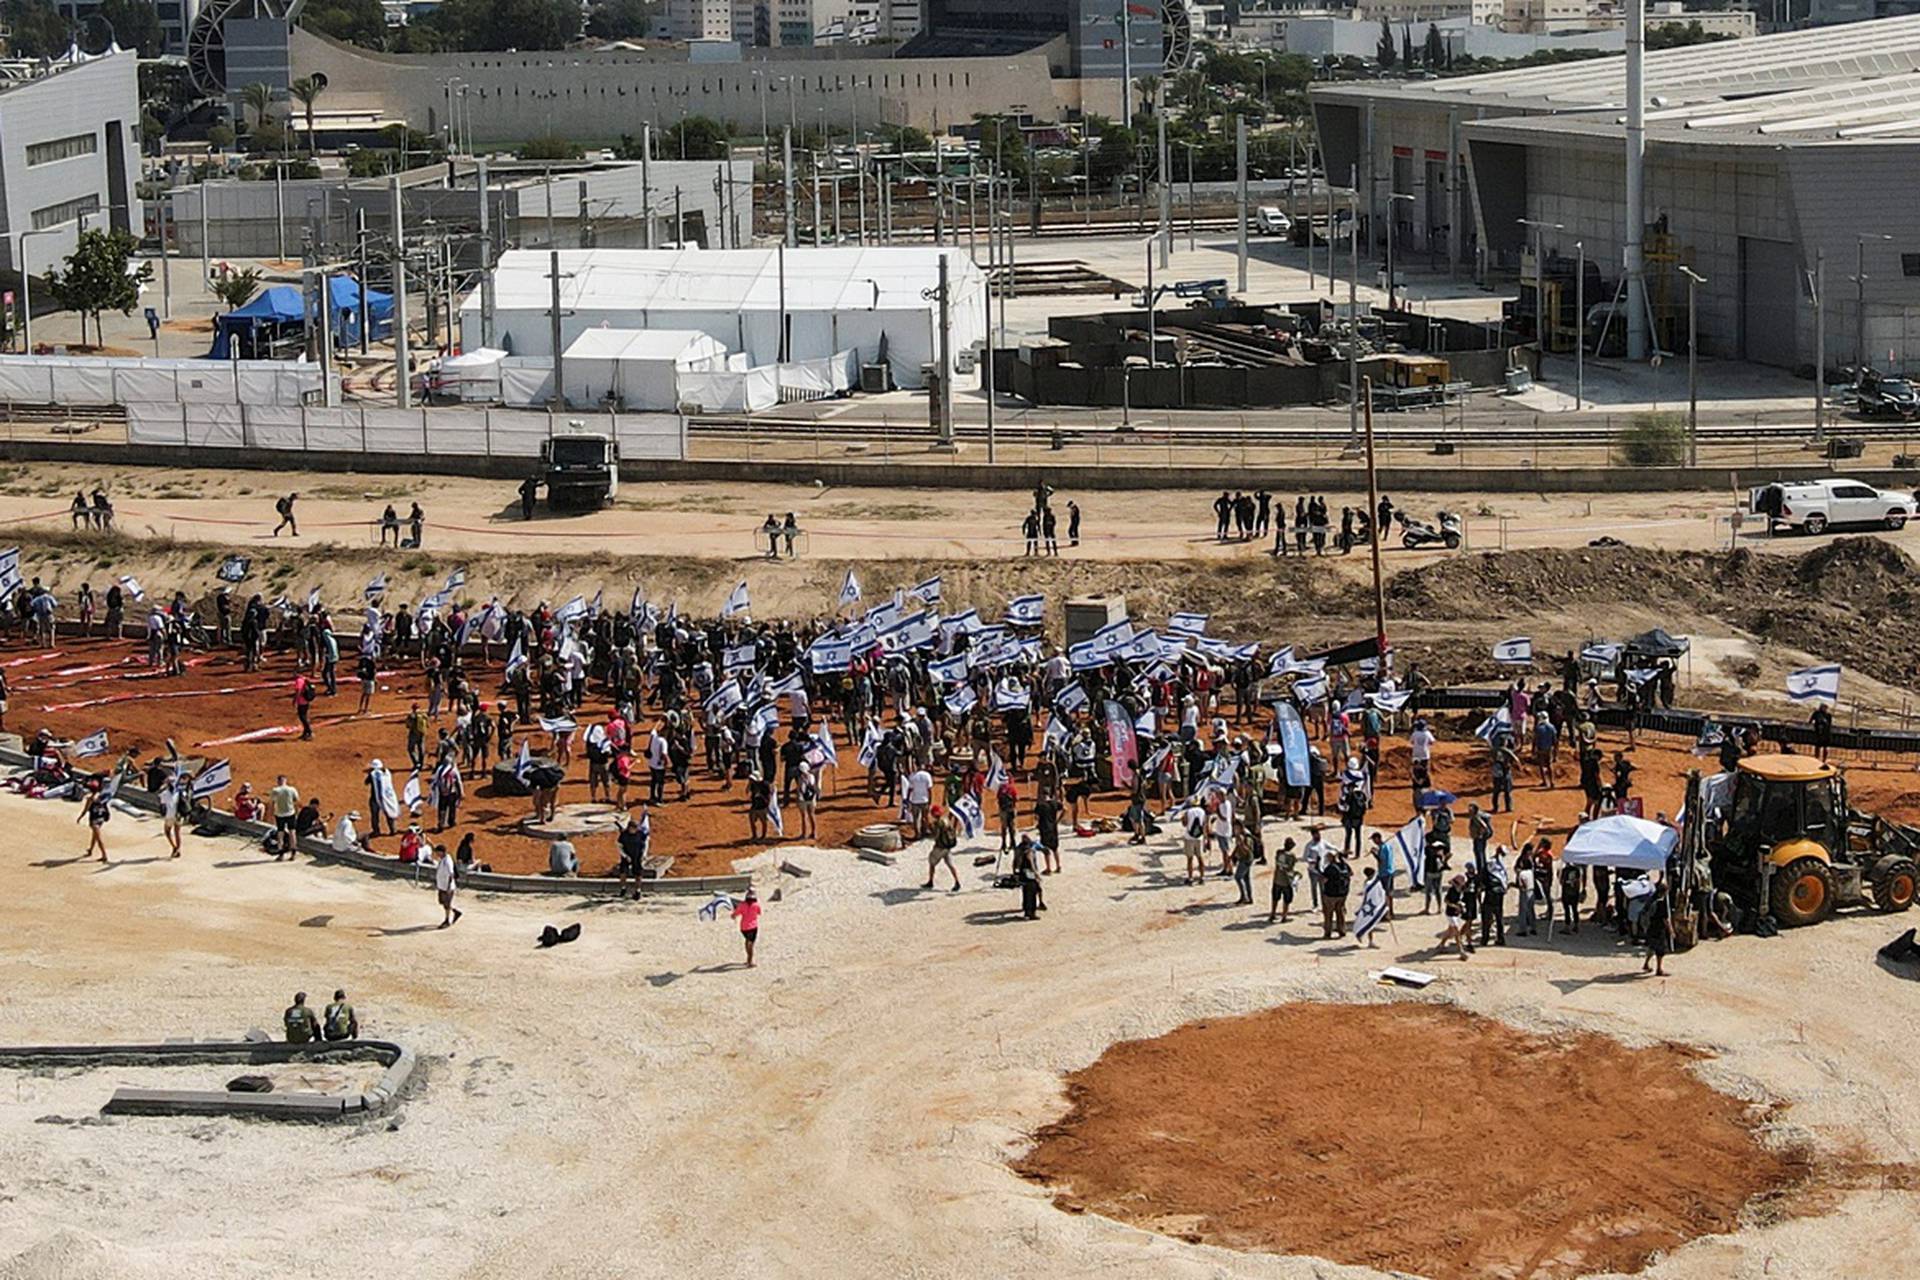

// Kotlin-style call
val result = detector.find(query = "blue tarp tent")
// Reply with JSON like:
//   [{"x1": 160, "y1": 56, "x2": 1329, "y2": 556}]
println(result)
[{"x1": 209, "y1": 276, "x2": 393, "y2": 360}]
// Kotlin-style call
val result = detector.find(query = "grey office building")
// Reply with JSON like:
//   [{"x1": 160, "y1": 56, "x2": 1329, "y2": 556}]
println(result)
[
  {"x1": 0, "y1": 50, "x2": 143, "y2": 276},
  {"x1": 1312, "y1": 14, "x2": 1920, "y2": 371}
]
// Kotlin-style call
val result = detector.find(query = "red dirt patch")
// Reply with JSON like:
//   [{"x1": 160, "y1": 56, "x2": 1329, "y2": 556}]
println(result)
[
  {"x1": 1015, "y1": 1002, "x2": 1805, "y2": 1280},
  {"x1": 1100, "y1": 864, "x2": 1138, "y2": 876}
]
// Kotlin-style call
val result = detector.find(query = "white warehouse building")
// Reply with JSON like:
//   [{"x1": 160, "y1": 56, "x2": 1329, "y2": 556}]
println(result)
[{"x1": 463, "y1": 246, "x2": 988, "y2": 391}]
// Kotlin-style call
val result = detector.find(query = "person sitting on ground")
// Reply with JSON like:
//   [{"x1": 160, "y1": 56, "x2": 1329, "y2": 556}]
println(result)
[
  {"x1": 283, "y1": 991, "x2": 322, "y2": 1044},
  {"x1": 548, "y1": 835, "x2": 579, "y2": 877},
  {"x1": 397, "y1": 824, "x2": 426, "y2": 864},
  {"x1": 331, "y1": 810, "x2": 362, "y2": 854},
  {"x1": 322, "y1": 989, "x2": 359, "y2": 1041},
  {"x1": 231, "y1": 783, "x2": 260, "y2": 824}
]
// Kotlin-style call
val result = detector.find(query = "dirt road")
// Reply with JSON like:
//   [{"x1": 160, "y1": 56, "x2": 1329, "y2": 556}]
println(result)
[{"x1": 6, "y1": 789, "x2": 1920, "y2": 1279}]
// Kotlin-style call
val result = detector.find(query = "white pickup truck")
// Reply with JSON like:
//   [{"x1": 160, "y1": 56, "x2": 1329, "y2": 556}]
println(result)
[
  {"x1": 1254, "y1": 206, "x2": 1292, "y2": 236},
  {"x1": 1749, "y1": 478, "x2": 1916, "y2": 535}
]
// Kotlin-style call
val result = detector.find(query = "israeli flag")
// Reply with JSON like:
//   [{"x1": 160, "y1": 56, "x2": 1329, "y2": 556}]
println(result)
[
  {"x1": 765, "y1": 789, "x2": 785, "y2": 837},
  {"x1": 216, "y1": 555, "x2": 250, "y2": 583},
  {"x1": 929, "y1": 652, "x2": 971, "y2": 684},
  {"x1": 306, "y1": 585, "x2": 321, "y2": 611},
  {"x1": 945, "y1": 684, "x2": 978, "y2": 717},
  {"x1": 993, "y1": 682, "x2": 1032, "y2": 712},
  {"x1": 911, "y1": 575, "x2": 942, "y2": 604},
  {"x1": 723, "y1": 580, "x2": 751, "y2": 619},
  {"x1": 1140, "y1": 741, "x2": 1173, "y2": 778},
  {"x1": 586, "y1": 589, "x2": 604, "y2": 619},
  {"x1": 539, "y1": 715, "x2": 577, "y2": 733},
  {"x1": 1387, "y1": 815, "x2": 1427, "y2": 889},
  {"x1": 553, "y1": 595, "x2": 587, "y2": 624},
  {"x1": 941, "y1": 608, "x2": 984, "y2": 636},
  {"x1": 1005, "y1": 594, "x2": 1045, "y2": 626},
  {"x1": 985, "y1": 751, "x2": 1008, "y2": 793},
  {"x1": 72, "y1": 728, "x2": 109, "y2": 758},
  {"x1": 190, "y1": 759, "x2": 232, "y2": 801},
  {"x1": 1167, "y1": 611, "x2": 1209, "y2": 637},
  {"x1": 880, "y1": 611, "x2": 940, "y2": 653},
  {"x1": 1054, "y1": 682, "x2": 1089, "y2": 715},
  {"x1": 455, "y1": 611, "x2": 484, "y2": 647},
  {"x1": 1352, "y1": 874, "x2": 1391, "y2": 940},
  {"x1": 724, "y1": 642, "x2": 758, "y2": 673},
  {"x1": 1580, "y1": 642, "x2": 1623, "y2": 666},
  {"x1": 1693, "y1": 721, "x2": 1726, "y2": 756},
  {"x1": 1492, "y1": 637, "x2": 1533, "y2": 665},
  {"x1": 1293, "y1": 673, "x2": 1329, "y2": 704},
  {"x1": 766, "y1": 668, "x2": 805, "y2": 699},
  {"x1": 504, "y1": 636, "x2": 527, "y2": 677},
  {"x1": 1786, "y1": 663, "x2": 1841, "y2": 705},
  {"x1": 444, "y1": 567, "x2": 468, "y2": 592},
  {"x1": 629, "y1": 584, "x2": 647, "y2": 621},
  {"x1": 1474, "y1": 706, "x2": 1513, "y2": 742},
  {"x1": 809, "y1": 637, "x2": 854, "y2": 674},
  {"x1": 706, "y1": 680, "x2": 745, "y2": 720},
  {"x1": 1115, "y1": 631, "x2": 1164, "y2": 664},
  {"x1": 1267, "y1": 646, "x2": 1295, "y2": 675},
  {"x1": 513, "y1": 740, "x2": 532, "y2": 784},
  {"x1": 838, "y1": 569, "x2": 862, "y2": 607},
  {"x1": 119, "y1": 575, "x2": 147, "y2": 602},
  {"x1": 1370, "y1": 689, "x2": 1413, "y2": 713},
  {"x1": 952, "y1": 793, "x2": 984, "y2": 840},
  {"x1": 402, "y1": 772, "x2": 423, "y2": 813},
  {"x1": 364, "y1": 574, "x2": 387, "y2": 601},
  {"x1": 812, "y1": 726, "x2": 839, "y2": 768},
  {"x1": 697, "y1": 891, "x2": 738, "y2": 922}
]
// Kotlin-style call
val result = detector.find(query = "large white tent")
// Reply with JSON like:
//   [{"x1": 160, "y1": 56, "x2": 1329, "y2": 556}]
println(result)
[
  {"x1": 460, "y1": 247, "x2": 987, "y2": 391},
  {"x1": 561, "y1": 328, "x2": 728, "y2": 410}
]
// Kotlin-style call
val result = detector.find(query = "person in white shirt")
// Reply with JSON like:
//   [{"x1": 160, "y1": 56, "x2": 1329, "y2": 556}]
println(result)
[
  {"x1": 331, "y1": 810, "x2": 361, "y2": 854},
  {"x1": 646, "y1": 724, "x2": 670, "y2": 804},
  {"x1": 434, "y1": 843, "x2": 462, "y2": 927},
  {"x1": 1409, "y1": 718, "x2": 1435, "y2": 766},
  {"x1": 1302, "y1": 823, "x2": 1333, "y2": 908},
  {"x1": 903, "y1": 767, "x2": 934, "y2": 838},
  {"x1": 1210, "y1": 795, "x2": 1236, "y2": 876}
]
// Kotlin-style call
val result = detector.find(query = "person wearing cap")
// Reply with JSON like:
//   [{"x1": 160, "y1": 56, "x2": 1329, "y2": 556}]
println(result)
[
  {"x1": 923, "y1": 803, "x2": 961, "y2": 892},
  {"x1": 730, "y1": 886, "x2": 762, "y2": 966}
]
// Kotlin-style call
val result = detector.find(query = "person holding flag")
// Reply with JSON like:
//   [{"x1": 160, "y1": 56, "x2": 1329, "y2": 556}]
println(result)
[{"x1": 1351, "y1": 865, "x2": 1391, "y2": 949}]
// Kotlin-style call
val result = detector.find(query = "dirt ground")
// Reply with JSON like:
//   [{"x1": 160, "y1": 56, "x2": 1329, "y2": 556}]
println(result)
[{"x1": 1016, "y1": 1002, "x2": 1808, "y2": 1280}]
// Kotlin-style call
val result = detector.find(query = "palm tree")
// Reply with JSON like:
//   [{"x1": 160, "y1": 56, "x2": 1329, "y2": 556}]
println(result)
[
  {"x1": 290, "y1": 76, "x2": 325, "y2": 156},
  {"x1": 242, "y1": 81, "x2": 273, "y2": 135}
]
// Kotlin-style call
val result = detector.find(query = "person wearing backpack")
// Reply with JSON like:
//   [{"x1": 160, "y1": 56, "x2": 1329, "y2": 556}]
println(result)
[
  {"x1": 322, "y1": 989, "x2": 358, "y2": 1041},
  {"x1": 1321, "y1": 850, "x2": 1353, "y2": 939}
]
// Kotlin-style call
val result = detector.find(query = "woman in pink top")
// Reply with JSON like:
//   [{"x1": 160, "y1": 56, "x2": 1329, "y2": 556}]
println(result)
[{"x1": 729, "y1": 887, "x2": 761, "y2": 968}]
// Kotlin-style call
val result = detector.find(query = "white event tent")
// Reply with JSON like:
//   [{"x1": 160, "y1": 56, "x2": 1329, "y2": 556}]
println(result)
[
  {"x1": 460, "y1": 246, "x2": 987, "y2": 390},
  {"x1": 561, "y1": 328, "x2": 729, "y2": 410}
]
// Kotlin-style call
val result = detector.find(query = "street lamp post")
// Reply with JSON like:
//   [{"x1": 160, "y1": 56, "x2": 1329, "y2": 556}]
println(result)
[
  {"x1": 1574, "y1": 240, "x2": 1584, "y2": 410},
  {"x1": 1805, "y1": 248, "x2": 1826, "y2": 441},
  {"x1": 1679, "y1": 265, "x2": 1705, "y2": 467},
  {"x1": 1516, "y1": 217, "x2": 1564, "y2": 360},
  {"x1": 17, "y1": 226, "x2": 67, "y2": 353},
  {"x1": 1854, "y1": 232, "x2": 1893, "y2": 373}
]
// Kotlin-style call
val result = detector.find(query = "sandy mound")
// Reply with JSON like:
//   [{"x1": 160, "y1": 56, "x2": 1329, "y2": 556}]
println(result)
[
  {"x1": 0, "y1": 1233, "x2": 164, "y2": 1280},
  {"x1": 1016, "y1": 1001, "x2": 1806, "y2": 1280}
]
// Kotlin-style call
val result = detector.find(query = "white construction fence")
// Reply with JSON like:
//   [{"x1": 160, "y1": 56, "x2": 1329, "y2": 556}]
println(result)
[
  {"x1": 125, "y1": 403, "x2": 687, "y2": 460},
  {"x1": 0, "y1": 355, "x2": 331, "y2": 408}
]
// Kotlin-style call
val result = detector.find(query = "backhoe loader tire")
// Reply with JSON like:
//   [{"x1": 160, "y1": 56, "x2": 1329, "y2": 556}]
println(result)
[
  {"x1": 1872, "y1": 857, "x2": 1919, "y2": 914},
  {"x1": 1771, "y1": 857, "x2": 1837, "y2": 928}
]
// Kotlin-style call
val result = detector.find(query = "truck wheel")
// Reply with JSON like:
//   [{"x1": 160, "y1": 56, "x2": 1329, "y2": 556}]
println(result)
[
  {"x1": 1770, "y1": 857, "x2": 1837, "y2": 927},
  {"x1": 1873, "y1": 857, "x2": 1918, "y2": 913},
  {"x1": 1887, "y1": 511, "x2": 1908, "y2": 531},
  {"x1": 1805, "y1": 514, "x2": 1829, "y2": 535}
]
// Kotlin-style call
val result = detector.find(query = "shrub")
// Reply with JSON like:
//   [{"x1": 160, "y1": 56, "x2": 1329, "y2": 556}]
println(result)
[{"x1": 1619, "y1": 411, "x2": 1688, "y2": 467}]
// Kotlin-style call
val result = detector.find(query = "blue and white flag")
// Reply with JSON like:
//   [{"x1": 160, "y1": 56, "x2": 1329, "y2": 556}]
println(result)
[
  {"x1": 1786, "y1": 663, "x2": 1841, "y2": 705},
  {"x1": 216, "y1": 555, "x2": 250, "y2": 583},
  {"x1": 722, "y1": 580, "x2": 751, "y2": 619},
  {"x1": 364, "y1": 574, "x2": 387, "y2": 601},
  {"x1": 539, "y1": 715, "x2": 577, "y2": 734},
  {"x1": 765, "y1": 788, "x2": 785, "y2": 837},
  {"x1": 1167, "y1": 611, "x2": 1209, "y2": 637},
  {"x1": 945, "y1": 684, "x2": 978, "y2": 717},
  {"x1": 724, "y1": 642, "x2": 758, "y2": 673},
  {"x1": 1005, "y1": 594, "x2": 1045, "y2": 626},
  {"x1": 706, "y1": 681, "x2": 745, "y2": 720},
  {"x1": 1115, "y1": 631, "x2": 1164, "y2": 664},
  {"x1": 880, "y1": 611, "x2": 940, "y2": 653},
  {"x1": 985, "y1": 751, "x2": 1008, "y2": 793},
  {"x1": 812, "y1": 726, "x2": 839, "y2": 768},
  {"x1": 190, "y1": 758, "x2": 232, "y2": 801},
  {"x1": 767, "y1": 668, "x2": 805, "y2": 699},
  {"x1": 305, "y1": 585, "x2": 321, "y2": 611},
  {"x1": 72, "y1": 729, "x2": 109, "y2": 759},
  {"x1": 929, "y1": 652, "x2": 971, "y2": 684},
  {"x1": 586, "y1": 589, "x2": 604, "y2": 619},
  {"x1": 1626, "y1": 666, "x2": 1662, "y2": 689},
  {"x1": 864, "y1": 598, "x2": 905, "y2": 632},
  {"x1": 1474, "y1": 706, "x2": 1513, "y2": 742},
  {"x1": 1580, "y1": 642, "x2": 1623, "y2": 667},
  {"x1": 993, "y1": 682, "x2": 1032, "y2": 712},
  {"x1": 552, "y1": 595, "x2": 587, "y2": 624},
  {"x1": 1267, "y1": 646, "x2": 1295, "y2": 675},
  {"x1": 444, "y1": 567, "x2": 468, "y2": 592},
  {"x1": 503, "y1": 636, "x2": 527, "y2": 677},
  {"x1": 1042, "y1": 715, "x2": 1070, "y2": 753},
  {"x1": 697, "y1": 891, "x2": 737, "y2": 922},
  {"x1": 513, "y1": 740, "x2": 532, "y2": 784},
  {"x1": 1387, "y1": 815, "x2": 1427, "y2": 889},
  {"x1": 952, "y1": 792, "x2": 984, "y2": 839},
  {"x1": 1352, "y1": 874, "x2": 1391, "y2": 940},
  {"x1": 1492, "y1": 637, "x2": 1533, "y2": 665},
  {"x1": 941, "y1": 608, "x2": 984, "y2": 636},
  {"x1": 1054, "y1": 682, "x2": 1089, "y2": 715},
  {"x1": 1370, "y1": 688, "x2": 1413, "y2": 713},
  {"x1": 1292, "y1": 673, "x2": 1329, "y2": 704},
  {"x1": 630, "y1": 584, "x2": 647, "y2": 621},
  {"x1": 838, "y1": 569, "x2": 862, "y2": 608},
  {"x1": 118, "y1": 575, "x2": 146, "y2": 602},
  {"x1": 809, "y1": 637, "x2": 855, "y2": 674},
  {"x1": 455, "y1": 610, "x2": 486, "y2": 647},
  {"x1": 911, "y1": 575, "x2": 942, "y2": 604}
]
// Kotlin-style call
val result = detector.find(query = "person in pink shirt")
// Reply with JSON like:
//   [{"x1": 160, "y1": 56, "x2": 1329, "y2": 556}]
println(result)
[{"x1": 729, "y1": 887, "x2": 761, "y2": 968}]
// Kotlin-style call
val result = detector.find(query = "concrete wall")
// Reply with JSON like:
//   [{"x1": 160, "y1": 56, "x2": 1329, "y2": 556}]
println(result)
[
  {"x1": 0, "y1": 51, "x2": 143, "y2": 274},
  {"x1": 289, "y1": 26, "x2": 1062, "y2": 140}
]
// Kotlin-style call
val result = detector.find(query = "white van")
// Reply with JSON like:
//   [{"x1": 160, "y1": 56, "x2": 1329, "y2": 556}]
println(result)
[
  {"x1": 1255, "y1": 206, "x2": 1292, "y2": 236},
  {"x1": 1749, "y1": 478, "x2": 1916, "y2": 535}
]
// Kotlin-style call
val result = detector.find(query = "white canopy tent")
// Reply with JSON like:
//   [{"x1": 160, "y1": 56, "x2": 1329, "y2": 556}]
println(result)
[
  {"x1": 561, "y1": 328, "x2": 728, "y2": 410},
  {"x1": 1561, "y1": 815, "x2": 1679, "y2": 872},
  {"x1": 461, "y1": 246, "x2": 988, "y2": 391},
  {"x1": 436, "y1": 347, "x2": 507, "y2": 403}
]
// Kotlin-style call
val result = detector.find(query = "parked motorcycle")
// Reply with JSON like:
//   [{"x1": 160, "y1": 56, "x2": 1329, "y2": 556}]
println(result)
[{"x1": 1397, "y1": 509, "x2": 1463, "y2": 551}]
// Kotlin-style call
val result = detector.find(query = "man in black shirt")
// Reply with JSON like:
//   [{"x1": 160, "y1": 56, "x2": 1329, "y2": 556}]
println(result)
[{"x1": 1321, "y1": 853, "x2": 1352, "y2": 939}]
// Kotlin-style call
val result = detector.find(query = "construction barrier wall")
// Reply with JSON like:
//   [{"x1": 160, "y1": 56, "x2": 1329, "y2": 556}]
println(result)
[
  {"x1": 0, "y1": 356, "x2": 329, "y2": 408},
  {"x1": 124, "y1": 403, "x2": 687, "y2": 461}
]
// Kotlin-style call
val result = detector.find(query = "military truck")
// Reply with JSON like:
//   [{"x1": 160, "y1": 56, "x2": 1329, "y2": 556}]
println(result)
[{"x1": 537, "y1": 426, "x2": 619, "y2": 511}]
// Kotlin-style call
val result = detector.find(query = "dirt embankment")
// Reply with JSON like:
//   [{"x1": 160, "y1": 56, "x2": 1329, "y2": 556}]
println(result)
[{"x1": 1016, "y1": 1001, "x2": 1808, "y2": 1280}]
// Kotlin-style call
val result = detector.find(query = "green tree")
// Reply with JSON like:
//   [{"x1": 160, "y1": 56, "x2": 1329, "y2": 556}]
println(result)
[
  {"x1": 879, "y1": 123, "x2": 931, "y2": 153},
  {"x1": 208, "y1": 123, "x2": 236, "y2": 152},
  {"x1": 974, "y1": 112, "x2": 1029, "y2": 182},
  {"x1": 289, "y1": 75, "x2": 327, "y2": 153},
  {"x1": 518, "y1": 135, "x2": 584, "y2": 160},
  {"x1": 98, "y1": 0, "x2": 162, "y2": 55},
  {"x1": 242, "y1": 82, "x2": 275, "y2": 134},
  {"x1": 1376, "y1": 17, "x2": 1396, "y2": 69},
  {"x1": 584, "y1": 0, "x2": 657, "y2": 38},
  {"x1": 663, "y1": 115, "x2": 731, "y2": 160},
  {"x1": 213, "y1": 268, "x2": 264, "y2": 311},
  {"x1": 1085, "y1": 113, "x2": 1137, "y2": 185},
  {"x1": 1618, "y1": 412, "x2": 1688, "y2": 466},
  {"x1": 44, "y1": 228, "x2": 153, "y2": 348},
  {"x1": 2, "y1": 0, "x2": 73, "y2": 57},
  {"x1": 300, "y1": 0, "x2": 388, "y2": 47},
  {"x1": 426, "y1": 0, "x2": 580, "y2": 50}
]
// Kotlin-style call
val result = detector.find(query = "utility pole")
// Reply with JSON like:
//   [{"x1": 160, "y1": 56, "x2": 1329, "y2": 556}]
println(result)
[
  {"x1": 1156, "y1": 103, "x2": 1170, "y2": 268},
  {"x1": 1575, "y1": 240, "x2": 1585, "y2": 410},
  {"x1": 550, "y1": 247, "x2": 566, "y2": 408},
  {"x1": 275, "y1": 160, "x2": 286, "y2": 260},
  {"x1": 984, "y1": 266, "x2": 996, "y2": 462},
  {"x1": 1235, "y1": 115, "x2": 1248, "y2": 295},
  {"x1": 783, "y1": 127, "x2": 796, "y2": 248},
  {"x1": 934, "y1": 253, "x2": 954, "y2": 449},
  {"x1": 1680, "y1": 265, "x2": 1704, "y2": 467},
  {"x1": 356, "y1": 207, "x2": 369, "y2": 354},
  {"x1": 1856, "y1": 233, "x2": 1891, "y2": 372},
  {"x1": 390, "y1": 177, "x2": 410, "y2": 410},
  {"x1": 1348, "y1": 217, "x2": 1359, "y2": 440},
  {"x1": 641, "y1": 124, "x2": 655, "y2": 249},
  {"x1": 157, "y1": 197, "x2": 172, "y2": 321},
  {"x1": 1362, "y1": 377, "x2": 1387, "y2": 661},
  {"x1": 1811, "y1": 248, "x2": 1826, "y2": 440},
  {"x1": 476, "y1": 156, "x2": 493, "y2": 346},
  {"x1": 199, "y1": 181, "x2": 210, "y2": 286}
]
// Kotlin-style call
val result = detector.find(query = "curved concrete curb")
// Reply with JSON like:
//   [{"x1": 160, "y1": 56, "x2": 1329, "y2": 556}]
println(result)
[
  {"x1": 0, "y1": 745, "x2": 750, "y2": 897},
  {"x1": 0, "y1": 1038, "x2": 417, "y2": 1123}
]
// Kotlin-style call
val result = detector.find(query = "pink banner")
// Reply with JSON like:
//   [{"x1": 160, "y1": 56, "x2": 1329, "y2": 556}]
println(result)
[{"x1": 1104, "y1": 699, "x2": 1138, "y2": 790}]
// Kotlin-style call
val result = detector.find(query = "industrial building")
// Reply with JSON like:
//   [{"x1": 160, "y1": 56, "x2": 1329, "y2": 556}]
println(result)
[
  {"x1": 461, "y1": 245, "x2": 987, "y2": 391},
  {"x1": 0, "y1": 49, "x2": 143, "y2": 277},
  {"x1": 1311, "y1": 14, "x2": 1920, "y2": 371}
]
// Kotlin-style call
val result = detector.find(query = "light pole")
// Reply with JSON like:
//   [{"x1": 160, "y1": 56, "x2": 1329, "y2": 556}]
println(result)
[
  {"x1": 1384, "y1": 191, "x2": 1414, "y2": 312},
  {"x1": 1679, "y1": 265, "x2": 1705, "y2": 467},
  {"x1": 1574, "y1": 240, "x2": 1585, "y2": 410},
  {"x1": 17, "y1": 226, "x2": 67, "y2": 353},
  {"x1": 1804, "y1": 249, "x2": 1826, "y2": 441},
  {"x1": 1517, "y1": 217, "x2": 1563, "y2": 358},
  {"x1": 1180, "y1": 140, "x2": 1197, "y2": 252},
  {"x1": 1854, "y1": 232, "x2": 1892, "y2": 373}
]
